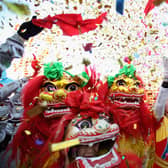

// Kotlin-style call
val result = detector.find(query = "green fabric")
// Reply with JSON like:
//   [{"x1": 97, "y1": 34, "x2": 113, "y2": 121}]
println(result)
[
  {"x1": 44, "y1": 62, "x2": 64, "y2": 80},
  {"x1": 107, "y1": 64, "x2": 136, "y2": 87},
  {"x1": 43, "y1": 62, "x2": 90, "y2": 86},
  {"x1": 80, "y1": 71, "x2": 90, "y2": 87}
]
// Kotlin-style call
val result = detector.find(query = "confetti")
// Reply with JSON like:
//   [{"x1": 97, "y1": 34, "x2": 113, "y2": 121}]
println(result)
[
  {"x1": 1, "y1": 0, "x2": 168, "y2": 109},
  {"x1": 35, "y1": 139, "x2": 44, "y2": 145},
  {"x1": 24, "y1": 130, "x2": 31, "y2": 135}
]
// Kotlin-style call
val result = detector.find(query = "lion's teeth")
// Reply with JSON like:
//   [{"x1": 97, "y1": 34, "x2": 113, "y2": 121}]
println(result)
[{"x1": 88, "y1": 143, "x2": 93, "y2": 147}]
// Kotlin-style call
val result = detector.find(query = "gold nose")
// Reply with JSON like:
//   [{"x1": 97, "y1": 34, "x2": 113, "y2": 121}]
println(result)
[
  {"x1": 54, "y1": 89, "x2": 67, "y2": 99},
  {"x1": 129, "y1": 86, "x2": 137, "y2": 92}
]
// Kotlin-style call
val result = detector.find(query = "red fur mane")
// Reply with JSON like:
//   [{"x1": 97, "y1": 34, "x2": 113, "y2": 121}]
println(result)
[{"x1": 22, "y1": 75, "x2": 46, "y2": 115}]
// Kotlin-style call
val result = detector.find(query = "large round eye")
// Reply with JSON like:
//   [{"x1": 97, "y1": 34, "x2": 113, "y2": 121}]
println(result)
[
  {"x1": 76, "y1": 119, "x2": 92, "y2": 129},
  {"x1": 45, "y1": 84, "x2": 57, "y2": 92},
  {"x1": 65, "y1": 83, "x2": 79, "y2": 91},
  {"x1": 135, "y1": 82, "x2": 141, "y2": 88},
  {"x1": 116, "y1": 79, "x2": 126, "y2": 86}
]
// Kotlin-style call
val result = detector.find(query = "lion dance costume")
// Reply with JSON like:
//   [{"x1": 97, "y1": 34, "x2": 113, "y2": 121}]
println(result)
[
  {"x1": 41, "y1": 66, "x2": 141, "y2": 168},
  {"x1": 106, "y1": 64, "x2": 155, "y2": 167},
  {"x1": 8, "y1": 64, "x2": 142, "y2": 168},
  {"x1": 8, "y1": 62, "x2": 90, "y2": 168}
]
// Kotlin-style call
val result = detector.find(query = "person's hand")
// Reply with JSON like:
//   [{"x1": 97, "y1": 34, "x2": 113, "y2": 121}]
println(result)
[
  {"x1": 163, "y1": 56, "x2": 168, "y2": 79},
  {"x1": 17, "y1": 16, "x2": 44, "y2": 40}
]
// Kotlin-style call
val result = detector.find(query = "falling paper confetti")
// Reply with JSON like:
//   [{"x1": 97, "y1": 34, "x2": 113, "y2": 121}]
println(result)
[{"x1": 0, "y1": 0, "x2": 168, "y2": 109}]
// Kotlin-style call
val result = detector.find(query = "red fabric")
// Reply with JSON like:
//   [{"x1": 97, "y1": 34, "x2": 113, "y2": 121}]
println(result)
[
  {"x1": 65, "y1": 89, "x2": 105, "y2": 119},
  {"x1": 68, "y1": 153, "x2": 142, "y2": 168},
  {"x1": 155, "y1": 138, "x2": 168, "y2": 158},
  {"x1": 21, "y1": 75, "x2": 47, "y2": 115},
  {"x1": 123, "y1": 153, "x2": 142, "y2": 168},
  {"x1": 84, "y1": 66, "x2": 101, "y2": 90},
  {"x1": 32, "y1": 13, "x2": 107, "y2": 36},
  {"x1": 144, "y1": 0, "x2": 168, "y2": 15},
  {"x1": 9, "y1": 114, "x2": 64, "y2": 168},
  {"x1": 109, "y1": 100, "x2": 154, "y2": 141},
  {"x1": 65, "y1": 66, "x2": 107, "y2": 118},
  {"x1": 31, "y1": 54, "x2": 41, "y2": 77}
]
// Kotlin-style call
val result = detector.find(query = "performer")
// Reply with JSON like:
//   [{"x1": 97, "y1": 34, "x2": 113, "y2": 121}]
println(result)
[
  {"x1": 106, "y1": 64, "x2": 155, "y2": 167},
  {"x1": 0, "y1": 16, "x2": 43, "y2": 77},
  {"x1": 8, "y1": 62, "x2": 90, "y2": 168},
  {"x1": 0, "y1": 77, "x2": 27, "y2": 152},
  {"x1": 152, "y1": 56, "x2": 168, "y2": 168},
  {"x1": 0, "y1": 16, "x2": 44, "y2": 167}
]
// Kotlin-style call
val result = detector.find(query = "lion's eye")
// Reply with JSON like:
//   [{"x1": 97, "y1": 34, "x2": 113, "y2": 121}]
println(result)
[
  {"x1": 135, "y1": 82, "x2": 140, "y2": 88},
  {"x1": 116, "y1": 79, "x2": 126, "y2": 86},
  {"x1": 45, "y1": 84, "x2": 57, "y2": 92},
  {"x1": 65, "y1": 83, "x2": 79, "y2": 91},
  {"x1": 76, "y1": 119, "x2": 92, "y2": 129}
]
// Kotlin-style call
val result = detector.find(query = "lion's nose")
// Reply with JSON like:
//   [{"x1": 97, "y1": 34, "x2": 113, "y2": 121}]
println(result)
[
  {"x1": 54, "y1": 89, "x2": 67, "y2": 100},
  {"x1": 95, "y1": 119, "x2": 110, "y2": 132},
  {"x1": 129, "y1": 86, "x2": 137, "y2": 92}
]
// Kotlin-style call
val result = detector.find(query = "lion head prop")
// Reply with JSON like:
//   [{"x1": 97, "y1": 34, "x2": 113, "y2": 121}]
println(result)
[
  {"x1": 106, "y1": 64, "x2": 153, "y2": 138},
  {"x1": 9, "y1": 62, "x2": 89, "y2": 168},
  {"x1": 105, "y1": 64, "x2": 154, "y2": 167}
]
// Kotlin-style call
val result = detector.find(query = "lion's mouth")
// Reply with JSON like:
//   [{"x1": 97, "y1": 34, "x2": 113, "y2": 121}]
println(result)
[
  {"x1": 69, "y1": 139, "x2": 115, "y2": 158},
  {"x1": 67, "y1": 123, "x2": 120, "y2": 167},
  {"x1": 109, "y1": 93, "x2": 143, "y2": 109},
  {"x1": 43, "y1": 103, "x2": 71, "y2": 118},
  {"x1": 68, "y1": 140, "x2": 121, "y2": 167}
]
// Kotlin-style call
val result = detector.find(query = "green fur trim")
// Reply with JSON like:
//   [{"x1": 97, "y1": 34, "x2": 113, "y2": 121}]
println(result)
[
  {"x1": 44, "y1": 62, "x2": 64, "y2": 80},
  {"x1": 107, "y1": 76, "x2": 116, "y2": 87},
  {"x1": 107, "y1": 64, "x2": 136, "y2": 87},
  {"x1": 80, "y1": 71, "x2": 90, "y2": 87},
  {"x1": 119, "y1": 64, "x2": 136, "y2": 78}
]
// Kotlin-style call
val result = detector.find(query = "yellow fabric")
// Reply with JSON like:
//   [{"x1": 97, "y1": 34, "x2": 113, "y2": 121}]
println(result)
[
  {"x1": 118, "y1": 135, "x2": 146, "y2": 157},
  {"x1": 156, "y1": 116, "x2": 168, "y2": 142},
  {"x1": 42, "y1": 152, "x2": 60, "y2": 168},
  {"x1": 50, "y1": 138, "x2": 80, "y2": 152},
  {"x1": 155, "y1": 153, "x2": 168, "y2": 168},
  {"x1": 118, "y1": 135, "x2": 155, "y2": 168}
]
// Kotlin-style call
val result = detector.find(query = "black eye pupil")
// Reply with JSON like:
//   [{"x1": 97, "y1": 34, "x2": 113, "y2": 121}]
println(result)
[
  {"x1": 76, "y1": 119, "x2": 92, "y2": 129},
  {"x1": 69, "y1": 85, "x2": 76, "y2": 91},
  {"x1": 117, "y1": 80, "x2": 125, "y2": 86},
  {"x1": 119, "y1": 81, "x2": 124, "y2": 85},
  {"x1": 80, "y1": 121, "x2": 90, "y2": 129},
  {"x1": 135, "y1": 83, "x2": 140, "y2": 87},
  {"x1": 47, "y1": 85, "x2": 56, "y2": 91}
]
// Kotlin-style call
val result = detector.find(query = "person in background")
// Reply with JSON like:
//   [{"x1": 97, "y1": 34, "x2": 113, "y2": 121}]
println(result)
[
  {"x1": 0, "y1": 77, "x2": 28, "y2": 152},
  {"x1": 153, "y1": 56, "x2": 168, "y2": 168},
  {"x1": 0, "y1": 16, "x2": 43, "y2": 78},
  {"x1": 164, "y1": 99, "x2": 168, "y2": 118},
  {"x1": 0, "y1": 16, "x2": 44, "y2": 153}
]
